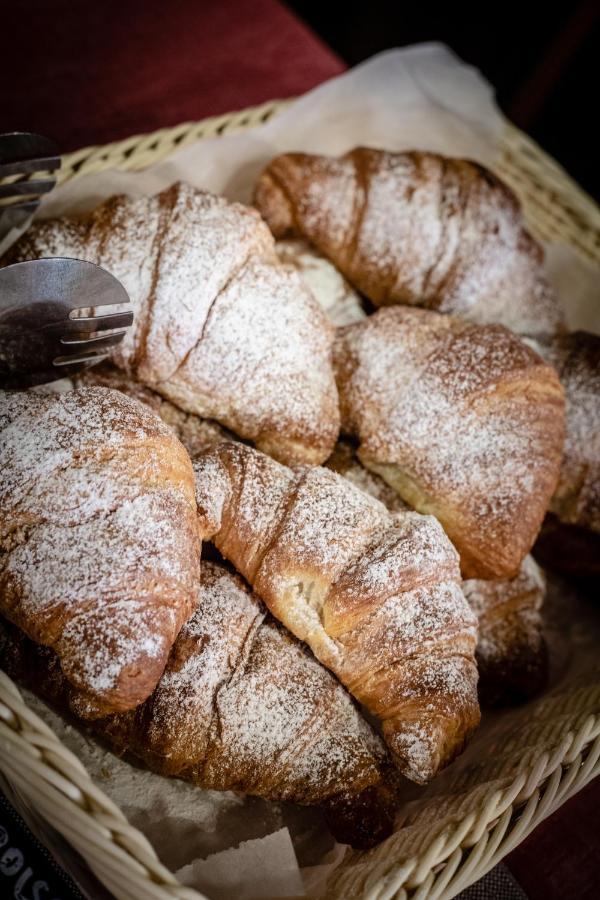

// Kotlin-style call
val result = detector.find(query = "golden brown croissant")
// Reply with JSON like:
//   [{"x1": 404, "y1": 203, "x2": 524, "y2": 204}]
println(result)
[
  {"x1": 463, "y1": 556, "x2": 547, "y2": 706},
  {"x1": 528, "y1": 332, "x2": 600, "y2": 578},
  {"x1": 531, "y1": 332, "x2": 600, "y2": 533},
  {"x1": 193, "y1": 441, "x2": 480, "y2": 784},
  {"x1": 255, "y1": 148, "x2": 563, "y2": 336},
  {"x1": 74, "y1": 362, "x2": 235, "y2": 458},
  {"x1": 333, "y1": 306, "x2": 565, "y2": 579},
  {"x1": 326, "y1": 440, "x2": 409, "y2": 513},
  {"x1": 326, "y1": 443, "x2": 548, "y2": 706},
  {"x1": 0, "y1": 562, "x2": 393, "y2": 846},
  {"x1": 275, "y1": 238, "x2": 367, "y2": 326},
  {"x1": 6, "y1": 182, "x2": 339, "y2": 466},
  {"x1": 0, "y1": 387, "x2": 200, "y2": 717}
]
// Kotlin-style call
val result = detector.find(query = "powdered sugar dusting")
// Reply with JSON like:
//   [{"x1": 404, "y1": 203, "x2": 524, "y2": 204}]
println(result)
[
  {"x1": 0, "y1": 386, "x2": 175, "y2": 521},
  {"x1": 528, "y1": 332, "x2": 600, "y2": 532},
  {"x1": 264, "y1": 464, "x2": 386, "y2": 575},
  {"x1": 463, "y1": 555, "x2": 546, "y2": 671},
  {"x1": 386, "y1": 654, "x2": 480, "y2": 782},
  {"x1": 326, "y1": 441, "x2": 409, "y2": 513},
  {"x1": 9, "y1": 183, "x2": 340, "y2": 466},
  {"x1": 275, "y1": 238, "x2": 366, "y2": 326},
  {"x1": 196, "y1": 443, "x2": 479, "y2": 782},
  {"x1": 258, "y1": 149, "x2": 562, "y2": 335},
  {"x1": 0, "y1": 387, "x2": 199, "y2": 714},
  {"x1": 62, "y1": 600, "x2": 171, "y2": 696},
  {"x1": 334, "y1": 306, "x2": 565, "y2": 577},
  {"x1": 7, "y1": 491, "x2": 194, "y2": 613},
  {"x1": 328, "y1": 437, "x2": 546, "y2": 707},
  {"x1": 393, "y1": 723, "x2": 433, "y2": 779},
  {"x1": 341, "y1": 580, "x2": 475, "y2": 670},
  {"x1": 161, "y1": 254, "x2": 339, "y2": 463},
  {"x1": 132, "y1": 563, "x2": 387, "y2": 802},
  {"x1": 334, "y1": 512, "x2": 461, "y2": 604},
  {"x1": 75, "y1": 362, "x2": 234, "y2": 458}
]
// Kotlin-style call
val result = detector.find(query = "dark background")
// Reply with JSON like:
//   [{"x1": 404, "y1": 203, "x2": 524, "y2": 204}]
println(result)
[
  {"x1": 0, "y1": 0, "x2": 597, "y2": 199},
  {"x1": 287, "y1": 0, "x2": 599, "y2": 200}
]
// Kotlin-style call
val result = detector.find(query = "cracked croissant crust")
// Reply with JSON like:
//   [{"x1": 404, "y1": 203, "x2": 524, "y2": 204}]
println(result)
[
  {"x1": 193, "y1": 441, "x2": 480, "y2": 784},
  {"x1": 6, "y1": 182, "x2": 340, "y2": 466},
  {"x1": 332, "y1": 306, "x2": 565, "y2": 580},
  {"x1": 325, "y1": 442, "x2": 549, "y2": 707},
  {"x1": 255, "y1": 147, "x2": 563, "y2": 336},
  {"x1": 0, "y1": 386, "x2": 200, "y2": 717},
  {"x1": 0, "y1": 562, "x2": 389, "y2": 807}
]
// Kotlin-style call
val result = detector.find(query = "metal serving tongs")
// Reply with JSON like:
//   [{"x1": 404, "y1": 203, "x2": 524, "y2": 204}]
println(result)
[
  {"x1": 0, "y1": 132, "x2": 61, "y2": 251},
  {"x1": 0, "y1": 258, "x2": 133, "y2": 389}
]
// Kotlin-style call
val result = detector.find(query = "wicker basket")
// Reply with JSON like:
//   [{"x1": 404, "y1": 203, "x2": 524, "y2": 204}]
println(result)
[{"x1": 0, "y1": 100, "x2": 599, "y2": 900}]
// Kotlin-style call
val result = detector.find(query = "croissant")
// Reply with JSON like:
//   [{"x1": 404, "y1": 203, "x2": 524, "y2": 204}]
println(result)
[
  {"x1": 74, "y1": 362, "x2": 235, "y2": 459},
  {"x1": 528, "y1": 332, "x2": 600, "y2": 578},
  {"x1": 0, "y1": 562, "x2": 393, "y2": 847},
  {"x1": 0, "y1": 387, "x2": 200, "y2": 717},
  {"x1": 255, "y1": 148, "x2": 563, "y2": 336},
  {"x1": 6, "y1": 182, "x2": 339, "y2": 466},
  {"x1": 326, "y1": 443, "x2": 548, "y2": 706},
  {"x1": 275, "y1": 238, "x2": 367, "y2": 326},
  {"x1": 326, "y1": 440, "x2": 409, "y2": 514},
  {"x1": 531, "y1": 332, "x2": 600, "y2": 533},
  {"x1": 463, "y1": 556, "x2": 547, "y2": 706},
  {"x1": 193, "y1": 441, "x2": 480, "y2": 784},
  {"x1": 326, "y1": 442, "x2": 548, "y2": 705},
  {"x1": 333, "y1": 306, "x2": 565, "y2": 579}
]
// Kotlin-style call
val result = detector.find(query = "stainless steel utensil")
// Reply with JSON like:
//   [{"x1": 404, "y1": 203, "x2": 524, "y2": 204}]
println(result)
[
  {"x1": 0, "y1": 258, "x2": 133, "y2": 389},
  {"x1": 0, "y1": 133, "x2": 61, "y2": 246}
]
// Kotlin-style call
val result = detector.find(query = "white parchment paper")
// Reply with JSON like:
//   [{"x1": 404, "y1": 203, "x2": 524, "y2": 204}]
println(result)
[
  {"x1": 29, "y1": 42, "x2": 599, "y2": 334},
  {"x1": 40, "y1": 43, "x2": 505, "y2": 218},
  {"x1": 5, "y1": 43, "x2": 600, "y2": 899}
]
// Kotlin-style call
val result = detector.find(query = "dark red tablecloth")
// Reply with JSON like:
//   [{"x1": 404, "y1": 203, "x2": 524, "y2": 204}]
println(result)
[
  {"x1": 0, "y1": 0, "x2": 344, "y2": 151},
  {"x1": 508, "y1": 778, "x2": 600, "y2": 899},
  {"x1": 0, "y1": 1, "x2": 598, "y2": 897}
]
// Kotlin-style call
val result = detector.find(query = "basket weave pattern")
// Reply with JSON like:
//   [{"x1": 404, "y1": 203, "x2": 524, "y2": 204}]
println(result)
[
  {"x1": 55, "y1": 102, "x2": 600, "y2": 265},
  {"x1": 1, "y1": 99, "x2": 599, "y2": 900}
]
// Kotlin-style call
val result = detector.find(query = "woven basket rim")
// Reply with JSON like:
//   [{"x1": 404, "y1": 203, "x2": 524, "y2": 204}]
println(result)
[
  {"x1": 1, "y1": 674, "x2": 598, "y2": 900},
  {"x1": 1, "y1": 96, "x2": 599, "y2": 900},
  {"x1": 55, "y1": 99, "x2": 600, "y2": 268},
  {"x1": 58, "y1": 106, "x2": 599, "y2": 219}
]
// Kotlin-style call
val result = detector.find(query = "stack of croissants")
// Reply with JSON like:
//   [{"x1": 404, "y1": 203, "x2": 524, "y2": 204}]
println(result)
[{"x1": 0, "y1": 148, "x2": 598, "y2": 848}]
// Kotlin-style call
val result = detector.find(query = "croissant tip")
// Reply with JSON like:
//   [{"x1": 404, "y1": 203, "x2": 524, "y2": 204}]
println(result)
[{"x1": 386, "y1": 701, "x2": 481, "y2": 785}]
